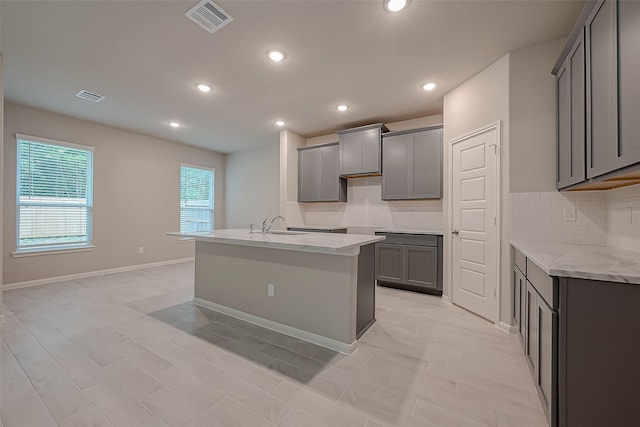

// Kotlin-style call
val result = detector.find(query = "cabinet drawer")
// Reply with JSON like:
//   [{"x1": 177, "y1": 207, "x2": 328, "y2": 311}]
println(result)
[
  {"x1": 527, "y1": 259, "x2": 556, "y2": 308},
  {"x1": 513, "y1": 247, "x2": 527, "y2": 275},
  {"x1": 374, "y1": 233, "x2": 437, "y2": 247}
]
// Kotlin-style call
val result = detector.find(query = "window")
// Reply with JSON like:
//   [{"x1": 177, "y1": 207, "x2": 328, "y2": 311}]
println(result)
[
  {"x1": 180, "y1": 165, "x2": 214, "y2": 233},
  {"x1": 16, "y1": 134, "x2": 94, "y2": 252}
]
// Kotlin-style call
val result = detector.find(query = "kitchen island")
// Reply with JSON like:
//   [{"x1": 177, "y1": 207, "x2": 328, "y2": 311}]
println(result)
[{"x1": 168, "y1": 229, "x2": 385, "y2": 354}]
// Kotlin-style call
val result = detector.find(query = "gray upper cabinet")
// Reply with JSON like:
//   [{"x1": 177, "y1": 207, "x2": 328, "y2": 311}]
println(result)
[
  {"x1": 556, "y1": 32, "x2": 586, "y2": 190},
  {"x1": 586, "y1": 0, "x2": 617, "y2": 179},
  {"x1": 298, "y1": 143, "x2": 346, "y2": 203},
  {"x1": 382, "y1": 126, "x2": 442, "y2": 200},
  {"x1": 554, "y1": 0, "x2": 640, "y2": 190},
  {"x1": 338, "y1": 123, "x2": 388, "y2": 176},
  {"x1": 615, "y1": 0, "x2": 640, "y2": 169}
]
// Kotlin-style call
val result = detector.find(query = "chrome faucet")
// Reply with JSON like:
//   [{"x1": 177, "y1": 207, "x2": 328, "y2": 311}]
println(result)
[{"x1": 263, "y1": 216, "x2": 285, "y2": 233}]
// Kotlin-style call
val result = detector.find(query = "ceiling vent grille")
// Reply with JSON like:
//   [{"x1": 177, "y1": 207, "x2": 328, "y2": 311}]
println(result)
[
  {"x1": 185, "y1": 0, "x2": 233, "y2": 34},
  {"x1": 75, "y1": 90, "x2": 105, "y2": 103}
]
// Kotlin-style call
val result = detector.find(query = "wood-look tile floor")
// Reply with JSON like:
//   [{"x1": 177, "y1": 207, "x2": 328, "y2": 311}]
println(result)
[{"x1": 0, "y1": 262, "x2": 546, "y2": 427}]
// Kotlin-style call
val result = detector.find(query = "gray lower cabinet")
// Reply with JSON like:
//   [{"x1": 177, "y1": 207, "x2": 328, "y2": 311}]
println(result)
[
  {"x1": 512, "y1": 245, "x2": 640, "y2": 427},
  {"x1": 557, "y1": 277, "x2": 640, "y2": 427},
  {"x1": 512, "y1": 263, "x2": 526, "y2": 349},
  {"x1": 382, "y1": 126, "x2": 442, "y2": 199},
  {"x1": 514, "y1": 247, "x2": 557, "y2": 427},
  {"x1": 298, "y1": 142, "x2": 346, "y2": 202},
  {"x1": 375, "y1": 233, "x2": 442, "y2": 294},
  {"x1": 375, "y1": 243, "x2": 404, "y2": 282},
  {"x1": 338, "y1": 123, "x2": 388, "y2": 176}
]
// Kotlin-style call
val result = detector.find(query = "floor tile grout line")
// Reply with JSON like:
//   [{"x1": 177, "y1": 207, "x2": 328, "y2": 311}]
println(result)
[{"x1": 1, "y1": 329, "x2": 85, "y2": 427}]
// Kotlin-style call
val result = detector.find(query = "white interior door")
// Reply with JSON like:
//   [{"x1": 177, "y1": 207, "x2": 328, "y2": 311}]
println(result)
[{"x1": 451, "y1": 124, "x2": 499, "y2": 321}]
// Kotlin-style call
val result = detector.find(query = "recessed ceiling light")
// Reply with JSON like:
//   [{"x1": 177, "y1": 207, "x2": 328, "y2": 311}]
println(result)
[
  {"x1": 169, "y1": 121, "x2": 181, "y2": 128},
  {"x1": 337, "y1": 104, "x2": 349, "y2": 112},
  {"x1": 275, "y1": 120, "x2": 286, "y2": 127},
  {"x1": 384, "y1": 0, "x2": 409, "y2": 12},
  {"x1": 422, "y1": 82, "x2": 438, "y2": 91},
  {"x1": 196, "y1": 83, "x2": 211, "y2": 93},
  {"x1": 267, "y1": 49, "x2": 286, "y2": 62}
]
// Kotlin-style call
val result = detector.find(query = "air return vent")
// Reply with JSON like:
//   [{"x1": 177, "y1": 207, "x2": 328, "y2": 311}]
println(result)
[
  {"x1": 75, "y1": 90, "x2": 105, "y2": 103},
  {"x1": 185, "y1": 0, "x2": 233, "y2": 34}
]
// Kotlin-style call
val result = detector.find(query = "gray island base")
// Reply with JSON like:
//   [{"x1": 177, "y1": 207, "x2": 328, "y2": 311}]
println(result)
[{"x1": 169, "y1": 229, "x2": 385, "y2": 355}]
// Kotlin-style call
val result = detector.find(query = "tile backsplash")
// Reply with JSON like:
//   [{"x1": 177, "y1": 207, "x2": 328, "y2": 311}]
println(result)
[
  {"x1": 512, "y1": 186, "x2": 640, "y2": 251},
  {"x1": 606, "y1": 185, "x2": 640, "y2": 252},
  {"x1": 300, "y1": 177, "x2": 444, "y2": 231},
  {"x1": 511, "y1": 191, "x2": 607, "y2": 245}
]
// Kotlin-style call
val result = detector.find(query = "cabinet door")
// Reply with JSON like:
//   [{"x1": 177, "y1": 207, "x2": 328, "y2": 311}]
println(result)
[
  {"x1": 375, "y1": 243, "x2": 404, "y2": 283},
  {"x1": 557, "y1": 33, "x2": 586, "y2": 189},
  {"x1": 299, "y1": 149, "x2": 321, "y2": 201},
  {"x1": 519, "y1": 270, "x2": 527, "y2": 348},
  {"x1": 340, "y1": 132, "x2": 360, "y2": 175},
  {"x1": 525, "y1": 281, "x2": 538, "y2": 373},
  {"x1": 513, "y1": 266, "x2": 522, "y2": 332},
  {"x1": 320, "y1": 145, "x2": 340, "y2": 201},
  {"x1": 405, "y1": 245, "x2": 438, "y2": 290},
  {"x1": 615, "y1": 0, "x2": 640, "y2": 169},
  {"x1": 360, "y1": 129, "x2": 381, "y2": 174},
  {"x1": 586, "y1": 0, "x2": 617, "y2": 179},
  {"x1": 382, "y1": 135, "x2": 411, "y2": 200},
  {"x1": 536, "y1": 296, "x2": 556, "y2": 425},
  {"x1": 412, "y1": 128, "x2": 442, "y2": 198}
]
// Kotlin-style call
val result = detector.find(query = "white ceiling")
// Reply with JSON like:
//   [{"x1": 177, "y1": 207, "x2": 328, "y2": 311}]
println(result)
[{"x1": 2, "y1": 0, "x2": 583, "y2": 153}]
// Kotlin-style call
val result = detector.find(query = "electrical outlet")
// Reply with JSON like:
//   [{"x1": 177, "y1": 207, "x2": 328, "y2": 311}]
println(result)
[
  {"x1": 267, "y1": 283, "x2": 275, "y2": 297},
  {"x1": 138, "y1": 247, "x2": 144, "y2": 254},
  {"x1": 627, "y1": 207, "x2": 633, "y2": 224},
  {"x1": 564, "y1": 206, "x2": 576, "y2": 222}
]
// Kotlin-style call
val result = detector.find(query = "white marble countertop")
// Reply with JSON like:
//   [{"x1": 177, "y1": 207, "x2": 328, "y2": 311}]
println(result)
[
  {"x1": 286, "y1": 225, "x2": 348, "y2": 231},
  {"x1": 511, "y1": 240, "x2": 640, "y2": 284},
  {"x1": 168, "y1": 229, "x2": 385, "y2": 256},
  {"x1": 375, "y1": 228, "x2": 444, "y2": 236}
]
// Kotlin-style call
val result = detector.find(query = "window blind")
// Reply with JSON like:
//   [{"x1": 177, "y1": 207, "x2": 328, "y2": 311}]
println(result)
[
  {"x1": 180, "y1": 165, "x2": 214, "y2": 233},
  {"x1": 16, "y1": 135, "x2": 94, "y2": 251}
]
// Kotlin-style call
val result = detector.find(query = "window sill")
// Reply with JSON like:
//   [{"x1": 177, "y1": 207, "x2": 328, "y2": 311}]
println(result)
[
  {"x1": 12, "y1": 245, "x2": 95, "y2": 258},
  {"x1": 179, "y1": 238, "x2": 195, "y2": 242}
]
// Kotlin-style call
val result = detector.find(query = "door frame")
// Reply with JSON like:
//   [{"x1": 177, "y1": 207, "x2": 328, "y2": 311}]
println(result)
[{"x1": 448, "y1": 121, "x2": 502, "y2": 324}]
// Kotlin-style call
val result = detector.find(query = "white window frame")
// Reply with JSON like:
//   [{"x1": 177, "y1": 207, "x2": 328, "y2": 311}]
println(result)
[
  {"x1": 180, "y1": 163, "x2": 215, "y2": 236},
  {"x1": 14, "y1": 134, "x2": 95, "y2": 255}
]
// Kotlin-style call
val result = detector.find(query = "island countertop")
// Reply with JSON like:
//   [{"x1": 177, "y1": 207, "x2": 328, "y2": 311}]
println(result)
[
  {"x1": 511, "y1": 240, "x2": 640, "y2": 284},
  {"x1": 168, "y1": 229, "x2": 385, "y2": 256}
]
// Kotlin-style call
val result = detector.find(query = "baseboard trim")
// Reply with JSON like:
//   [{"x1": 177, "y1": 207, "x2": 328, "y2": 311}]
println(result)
[
  {"x1": 193, "y1": 297, "x2": 358, "y2": 355},
  {"x1": 441, "y1": 295, "x2": 451, "y2": 304},
  {"x1": 497, "y1": 321, "x2": 517, "y2": 334},
  {"x1": 3, "y1": 258, "x2": 195, "y2": 291}
]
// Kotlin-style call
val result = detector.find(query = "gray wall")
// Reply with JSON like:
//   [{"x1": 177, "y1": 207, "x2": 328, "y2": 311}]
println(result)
[
  {"x1": 224, "y1": 140, "x2": 280, "y2": 229},
  {"x1": 3, "y1": 102, "x2": 225, "y2": 285},
  {"x1": 510, "y1": 39, "x2": 564, "y2": 192}
]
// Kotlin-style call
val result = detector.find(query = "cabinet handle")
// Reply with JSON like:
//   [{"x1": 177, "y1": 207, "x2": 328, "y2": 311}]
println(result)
[{"x1": 452, "y1": 230, "x2": 459, "y2": 235}]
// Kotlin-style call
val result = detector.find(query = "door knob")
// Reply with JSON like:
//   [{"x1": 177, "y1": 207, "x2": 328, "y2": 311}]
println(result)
[{"x1": 452, "y1": 230, "x2": 459, "y2": 235}]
